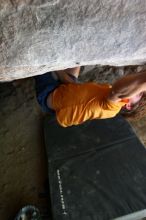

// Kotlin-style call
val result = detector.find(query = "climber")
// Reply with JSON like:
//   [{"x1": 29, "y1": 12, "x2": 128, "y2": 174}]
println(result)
[{"x1": 35, "y1": 67, "x2": 145, "y2": 127}]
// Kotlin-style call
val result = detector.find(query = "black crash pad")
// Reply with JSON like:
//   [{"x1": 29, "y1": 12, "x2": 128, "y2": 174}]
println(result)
[{"x1": 44, "y1": 116, "x2": 146, "y2": 220}]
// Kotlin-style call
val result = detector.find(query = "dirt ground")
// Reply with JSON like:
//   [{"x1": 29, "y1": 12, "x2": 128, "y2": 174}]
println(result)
[
  {"x1": 1, "y1": 66, "x2": 146, "y2": 220},
  {"x1": 0, "y1": 78, "x2": 51, "y2": 220}
]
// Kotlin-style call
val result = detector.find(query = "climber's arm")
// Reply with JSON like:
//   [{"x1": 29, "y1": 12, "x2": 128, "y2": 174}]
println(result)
[{"x1": 56, "y1": 67, "x2": 81, "y2": 83}]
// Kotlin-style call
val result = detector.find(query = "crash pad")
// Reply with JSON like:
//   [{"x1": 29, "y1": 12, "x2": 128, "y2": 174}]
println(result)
[{"x1": 44, "y1": 116, "x2": 146, "y2": 220}]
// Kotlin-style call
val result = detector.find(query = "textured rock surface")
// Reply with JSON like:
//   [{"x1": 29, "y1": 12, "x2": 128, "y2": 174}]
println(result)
[
  {"x1": 80, "y1": 64, "x2": 146, "y2": 84},
  {"x1": 0, "y1": 0, "x2": 146, "y2": 81}
]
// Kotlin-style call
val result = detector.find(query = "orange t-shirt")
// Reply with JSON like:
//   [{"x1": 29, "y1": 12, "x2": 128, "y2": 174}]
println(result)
[{"x1": 51, "y1": 82, "x2": 127, "y2": 127}]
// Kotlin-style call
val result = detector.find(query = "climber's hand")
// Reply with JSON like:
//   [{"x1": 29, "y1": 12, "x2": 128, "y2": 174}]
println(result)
[{"x1": 108, "y1": 72, "x2": 146, "y2": 102}]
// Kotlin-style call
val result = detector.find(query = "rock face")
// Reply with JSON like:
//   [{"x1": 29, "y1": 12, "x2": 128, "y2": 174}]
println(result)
[{"x1": 0, "y1": 0, "x2": 146, "y2": 81}]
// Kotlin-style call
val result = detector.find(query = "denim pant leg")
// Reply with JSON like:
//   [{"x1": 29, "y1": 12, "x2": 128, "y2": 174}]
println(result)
[{"x1": 34, "y1": 72, "x2": 60, "y2": 113}]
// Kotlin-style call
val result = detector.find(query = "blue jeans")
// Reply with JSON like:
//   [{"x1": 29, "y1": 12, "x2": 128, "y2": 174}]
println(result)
[
  {"x1": 34, "y1": 72, "x2": 60, "y2": 114},
  {"x1": 35, "y1": 72, "x2": 79, "y2": 114}
]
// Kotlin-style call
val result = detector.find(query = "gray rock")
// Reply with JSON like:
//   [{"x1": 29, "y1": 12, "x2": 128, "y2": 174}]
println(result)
[{"x1": 0, "y1": 0, "x2": 146, "y2": 81}]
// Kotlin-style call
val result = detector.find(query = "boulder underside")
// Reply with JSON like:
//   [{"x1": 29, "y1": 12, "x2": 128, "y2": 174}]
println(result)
[{"x1": 0, "y1": 0, "x2": 146, "y2": 81}]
